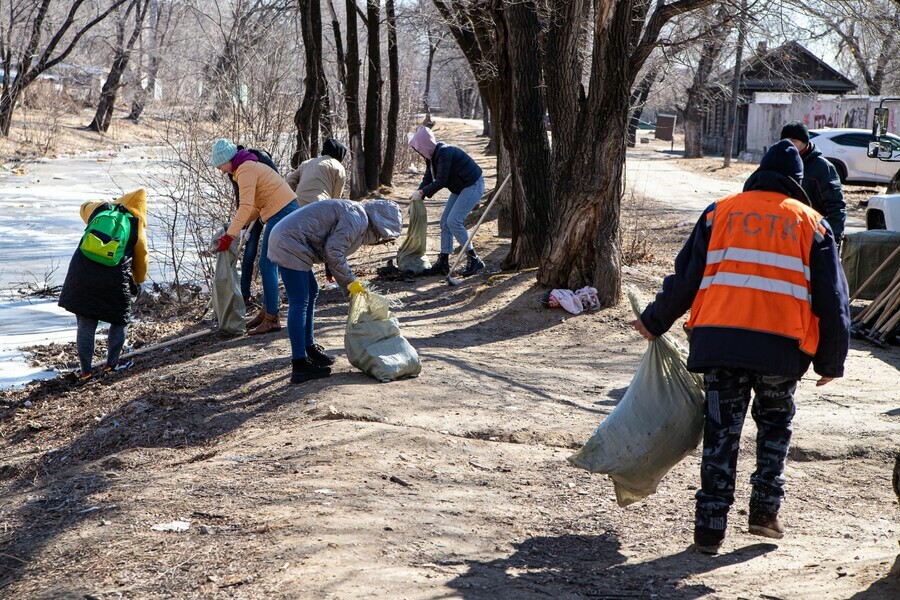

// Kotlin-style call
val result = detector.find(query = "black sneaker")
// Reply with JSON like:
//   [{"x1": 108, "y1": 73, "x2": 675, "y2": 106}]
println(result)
[
  {"x1": 459, "y1": 253, "x2": 485, "y2": 277},
  {"x1": 692, "y1": 526, "x2": 725, "y2": 555},
  {"x1": 291, "y1": 357, "x2": 331, "y2": 384},
  {"x1": 306, "y1": 344, "x2": 335, "y2": 367}
]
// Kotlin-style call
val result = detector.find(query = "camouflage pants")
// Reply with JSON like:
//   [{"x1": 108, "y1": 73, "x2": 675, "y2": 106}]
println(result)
[{"x1": 696, "y1": 368, "x2": 797, "y2": 532}]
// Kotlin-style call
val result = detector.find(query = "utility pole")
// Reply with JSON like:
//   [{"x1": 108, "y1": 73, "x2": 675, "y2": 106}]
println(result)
[{"x1": 723, "y1": 0, "x2": 747, "y2": 168}]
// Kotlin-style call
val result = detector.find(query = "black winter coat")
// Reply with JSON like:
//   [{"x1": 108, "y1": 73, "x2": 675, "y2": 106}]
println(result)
[
  {"x1": 58, "y1": 204, "x2": 140, "y2": 325},
  {"x1": 801, "y1": 143, "x2": 845, "y2": 243},
  {"x1": 418, "y1": 143, "x2": 483, "y2": 197}
]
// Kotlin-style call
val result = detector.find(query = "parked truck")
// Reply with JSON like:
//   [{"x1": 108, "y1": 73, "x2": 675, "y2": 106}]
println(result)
[{"x1": 866, "y1": 100, "x2": 900, "y2": 231}]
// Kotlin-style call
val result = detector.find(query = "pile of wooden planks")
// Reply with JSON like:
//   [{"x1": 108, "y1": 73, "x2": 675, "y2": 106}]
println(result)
[{"x1": 850, "y1": 245, "x2": 900, "y2": 347}]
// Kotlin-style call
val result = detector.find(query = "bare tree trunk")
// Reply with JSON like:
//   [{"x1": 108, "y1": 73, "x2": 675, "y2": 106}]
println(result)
[
  {"x1": 0, "y1": 0, "x2": 129, "y2": 136},
  {"x1": 379, "y1": 0, "x2": 399, "y2": 186},
  {"x1": 627, "y1": 68, "x2": 657, "y2": 148},
  {"x1": 538, "y1": 0, "x2": 632, "y2": 304},
  {"x1": 423, "y1": 30, "x2": 440, "y2": 122},
  {"x1": 681, "y1": 7, "x2": 728, "y2": 158},
  {"x1": 345, "y1": 0, "x2": 366, "y2": 198},
  {"x1": 325, "y1": 0, "x2": 346, "y2": 88},
  {"x1": 723, "y1": 0, "x2": 747, "y2": 167},
  {"x1": 88, "y1": 0, "x2": 149, "y2": 133},
  {"x1": 363, "y1": 0, "x2": 382, "y2": 191},
  {"x1": 492, "y1": 0, "x2": 552, "y2": 269},
  {"x1": 127, "y1": 0, "x2": 158, "y2": 121},
  {"x1": 293, "y1": 0, "x2": 324, "y2": 167}
]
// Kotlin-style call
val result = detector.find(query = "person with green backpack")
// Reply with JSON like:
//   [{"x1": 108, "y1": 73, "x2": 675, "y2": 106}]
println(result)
[{"x1": 59, "y1": 189, "x2": 149, "y2": 384}]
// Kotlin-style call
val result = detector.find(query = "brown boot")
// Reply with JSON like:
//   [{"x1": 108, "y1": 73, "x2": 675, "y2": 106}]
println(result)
[
  {"x1": 247, "y1": 307, "x2": 266, "y2": 329},
  {"x1": 248, "y1": 312, "x2": 281, "y2": 335}
]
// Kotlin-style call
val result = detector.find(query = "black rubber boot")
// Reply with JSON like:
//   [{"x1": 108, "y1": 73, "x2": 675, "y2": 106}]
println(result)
[
  {"x1": 459, "y1": 249, "x2": 485, "y2": 276},
  {"x1": 424, "y1": 253, "x2": 450, "y2": 276},
  {"x1": 306, "y1": 344, "x2": 335, "y2": 367},
  {"x1": 291, "y1": 357, "x2": 331, "y2": 384}
]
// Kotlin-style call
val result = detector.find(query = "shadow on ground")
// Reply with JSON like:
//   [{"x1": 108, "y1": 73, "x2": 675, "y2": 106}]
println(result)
[{"x1": 446, "y1": 534, "x2": 776, "y2": 599}]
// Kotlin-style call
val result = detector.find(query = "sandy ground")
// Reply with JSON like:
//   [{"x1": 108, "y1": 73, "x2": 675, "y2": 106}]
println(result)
[{"x1": 0, "y1": 120, "x2": 898, "y2": 599}]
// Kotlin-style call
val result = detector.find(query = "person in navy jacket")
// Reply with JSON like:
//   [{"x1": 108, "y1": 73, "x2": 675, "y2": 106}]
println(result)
[
  {"x1": 633, "y1": 141, "x2": 850, "y2": 554},
  {"x1": 408, "y1": 125, "x2": 486, "y2": 276}
]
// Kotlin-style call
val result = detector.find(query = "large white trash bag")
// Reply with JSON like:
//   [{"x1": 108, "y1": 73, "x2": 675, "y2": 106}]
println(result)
[
  {"x1": 345, "y1": 287, "x2": 422, "y2": 382},
  {"x1": 568, "y1": 288, "x2": 705, "y2": 507}
]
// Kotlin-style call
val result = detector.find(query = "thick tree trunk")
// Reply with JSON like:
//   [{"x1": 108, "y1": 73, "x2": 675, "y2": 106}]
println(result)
[
  {"x1": 88, "y1": 51, "x2": 129, "y2": 132},
  {"x1": 538, "y1": 0, "x2": 635, "y2": 305},
  {"x1": 294, "y1": 0, "x2": 324, "y2": 167},
  {"x1": 88, "y1": 0, "x2": 147, "y2": 133},
  {"x1": 492, "y1": 0, "x2": 552, "y2": 269},
  {"x1": 479, "y1": 93, "x2": 490, "y2": 137},
  {"x1": 345, "y1": 0, "x2": 366, "y2": 199},
  {"x1": 363, "y1": 0, "x2": 382, "y2": 191},
  {"x1": 379, "y1": 0, "x2": 399, "y2": 187},
  {"x1": 127, "y1": 0, "x2": 158, "y2": 121},
  {"x1": 0, "y1": 88, "x2": 22, "y2": 137}
]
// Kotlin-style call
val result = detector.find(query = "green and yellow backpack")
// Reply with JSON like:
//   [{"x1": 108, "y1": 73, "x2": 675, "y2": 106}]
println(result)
[{"x1": 79, "y1": 205, "x2": 132, "y2": 266}]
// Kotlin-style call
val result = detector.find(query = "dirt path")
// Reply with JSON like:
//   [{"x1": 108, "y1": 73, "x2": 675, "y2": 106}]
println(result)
[{"x1": 0, "y1": 121, "x2": 898, "y2": 599}]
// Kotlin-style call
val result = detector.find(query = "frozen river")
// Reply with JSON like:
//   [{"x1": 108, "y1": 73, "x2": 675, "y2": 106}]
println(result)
[{"x1": 0, "y1": 147, "x2": 182, "y2": 388}]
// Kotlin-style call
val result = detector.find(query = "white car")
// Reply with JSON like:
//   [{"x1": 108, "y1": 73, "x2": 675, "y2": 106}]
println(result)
[
  {"x1": 865, "y1": 193, "x2": 900, "y2": 231},
  {"x1": 808, "y1": 128, "x2": 900, "y2": 185}
]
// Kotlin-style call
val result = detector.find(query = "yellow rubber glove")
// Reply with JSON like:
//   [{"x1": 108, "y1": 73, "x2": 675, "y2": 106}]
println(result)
[{"x1": 348, "y1": 280, "x2": 365, "y2": 296}]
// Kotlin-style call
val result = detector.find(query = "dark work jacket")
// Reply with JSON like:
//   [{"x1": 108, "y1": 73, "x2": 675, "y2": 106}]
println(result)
[
  {"x1": 58, "y1": 204, "x2": 140, "y2": 325},
  {"x1": 800, "y1": 143, "x2": 846, "y2": 243},
  {"x1": 229, "y1": 147, "x2": 279, "y2": 210},
  {"x1": 639, "y1": 169, "x2": 850, "y2": 380},
  {"x1": 418, "y1": 142, "x2": 483, "y2": 197}
]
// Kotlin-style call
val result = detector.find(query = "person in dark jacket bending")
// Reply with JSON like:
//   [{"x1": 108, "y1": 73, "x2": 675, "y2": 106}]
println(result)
[
  {"x1": 408, "y1": 125, "x2": 486, "y2": 276},
  {"x1": 780, "y1": 121, "x2": 846, "y2": 248},
  {"x1": 633, "y1": 141, "x2": 850, "y2": 554},
  {"x1": 59, "y1": 189, "x2": 149, "y2": 383}
]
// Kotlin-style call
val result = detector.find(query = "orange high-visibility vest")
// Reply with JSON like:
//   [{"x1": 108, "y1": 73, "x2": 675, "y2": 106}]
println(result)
[{"x1": 686, "y1": 191, "x2": 827, "y2": 356}]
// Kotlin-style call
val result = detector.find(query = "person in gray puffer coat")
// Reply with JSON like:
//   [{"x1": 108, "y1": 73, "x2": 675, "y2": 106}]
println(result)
[{"x1": 268, "y1": 199, "x2": 402, "y2": 383}]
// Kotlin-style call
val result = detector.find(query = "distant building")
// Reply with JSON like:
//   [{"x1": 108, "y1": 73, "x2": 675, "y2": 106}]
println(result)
[{"x1": 703, "y1": 41, "x2": 865, "y2": 159}]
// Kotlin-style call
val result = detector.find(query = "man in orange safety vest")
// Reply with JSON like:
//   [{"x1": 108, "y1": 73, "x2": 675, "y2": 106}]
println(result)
[{"x1": 633, "y1": 139, "x2": 850, "y2": 554}]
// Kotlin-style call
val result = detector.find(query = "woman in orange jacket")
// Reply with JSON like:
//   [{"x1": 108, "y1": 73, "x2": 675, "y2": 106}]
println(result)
[{"x1": 211, "y1": 139, "x2": 299, "y2": 335}]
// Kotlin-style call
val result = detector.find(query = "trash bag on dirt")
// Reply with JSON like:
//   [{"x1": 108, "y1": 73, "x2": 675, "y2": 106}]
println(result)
[
  {"x1": 567, "y1": 288, "x2": 705, "y2": 507},
  {"x1": 345, "y1": 286, "x2": 422, "y2": 382},
  {"x1": 210, "y1": 229, "x2": 246, "y2": 335},
  {"x1": 396, "y1": 196, "x2": 431, "y2": 274}
]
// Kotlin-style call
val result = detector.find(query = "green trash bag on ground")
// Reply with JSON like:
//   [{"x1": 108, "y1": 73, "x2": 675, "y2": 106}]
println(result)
[
  {"x1": 396, "y1": 197, "x2": 431, "y2": 274},
  {"x1": 345, "y1": 287, "x2": 422, "y2": 382},
  {"x1": 568, "y1": 288, "x2": 705, "y2": 507},
  {"x1": 210, "y1": 230, "x2": 246, "y2": 335}
]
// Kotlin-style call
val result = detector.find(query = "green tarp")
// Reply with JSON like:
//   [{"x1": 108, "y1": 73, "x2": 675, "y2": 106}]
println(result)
[{"x1": 842, "y1": 230, "x2": 900, "y2": 300}]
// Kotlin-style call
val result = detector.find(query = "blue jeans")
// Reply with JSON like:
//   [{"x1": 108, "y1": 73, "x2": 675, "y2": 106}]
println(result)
[
  {"x1": 260, "y1": 200, "x2": 300, "y2": 314},
  {"x1": 440, "y1": 176, "x2": 485, "y2": 254},
  {"x1": 240, "y1": 219, "x2": 263, "y2": 303},
  {"x1": 76, "y1": 315, "x2": 126, "y2": 374},
  {"x1": 696, "y1": 368, "x2": 797, "y2": 532},
  {"x1": 279, "y1": 267, "x2": 318, "y2": 359}
]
